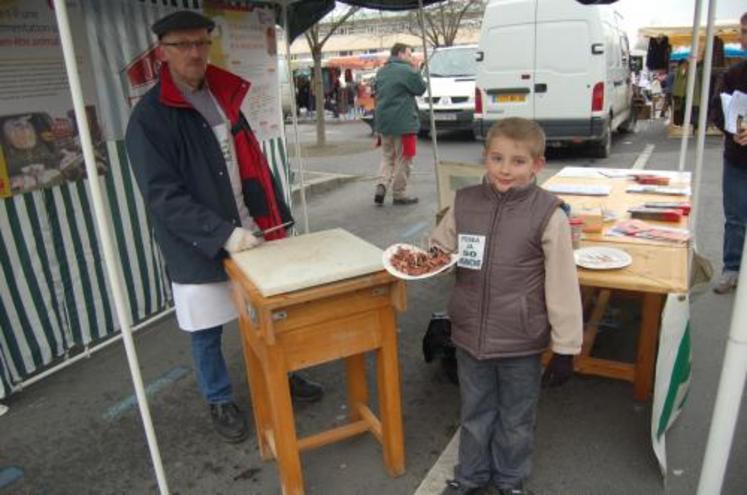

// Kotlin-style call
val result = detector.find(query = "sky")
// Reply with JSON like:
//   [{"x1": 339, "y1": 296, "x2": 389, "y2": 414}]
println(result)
[
  {"x1": 613, "y1": 0, "x2": 745, "y2": 43},
  {"x1": 335, "y1": 0, "x2": 746, "y2": 45}
]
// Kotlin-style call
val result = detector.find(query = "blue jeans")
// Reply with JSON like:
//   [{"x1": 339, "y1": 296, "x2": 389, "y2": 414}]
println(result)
[
  {"x1": 454, "y1": 347, "x2": 542, "y2": 490},
  {"x1": 722, "y1": 157, "x2": 747, "y2": 272},
  {"x1": 191, "y1": 326, "x2": 233, "y2": 404}
]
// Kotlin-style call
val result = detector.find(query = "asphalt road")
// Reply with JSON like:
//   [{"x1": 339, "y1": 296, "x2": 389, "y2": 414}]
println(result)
[{"x1": 1, "y1": 118, "x2": 745, "y2": 495}]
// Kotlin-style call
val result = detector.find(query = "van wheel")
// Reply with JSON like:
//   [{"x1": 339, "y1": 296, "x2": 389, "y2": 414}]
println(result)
[{"x1": 592, "y1": 122, "x2": 612, "y2": 159}]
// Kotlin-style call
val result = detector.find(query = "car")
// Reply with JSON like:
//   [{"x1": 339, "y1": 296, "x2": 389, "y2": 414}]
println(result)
[
  {"x1": 473, "y1": 0, "x2": 636, "y2": 157},
  {"x1": 417, "y1": 45, "x2": 478, "y2": 136}
]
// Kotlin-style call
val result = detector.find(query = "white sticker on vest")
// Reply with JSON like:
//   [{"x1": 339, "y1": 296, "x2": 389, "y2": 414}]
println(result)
[{"x1": 457, "y1": 234, "x2": 486, "y2": 270}]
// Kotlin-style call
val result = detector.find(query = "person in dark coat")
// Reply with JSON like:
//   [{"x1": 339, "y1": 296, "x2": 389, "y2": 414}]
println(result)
[
  {"x1": 125, "y1": 11, "x2": 323, "y2": 443},
  {"x1": 711, "y1": 12, "x2": 747, "y2": 294}
]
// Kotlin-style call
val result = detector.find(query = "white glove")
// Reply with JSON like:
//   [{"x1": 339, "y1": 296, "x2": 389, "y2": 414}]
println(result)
[{"x1": 224, "y1": 227, "x2": 262, "y2": 253}]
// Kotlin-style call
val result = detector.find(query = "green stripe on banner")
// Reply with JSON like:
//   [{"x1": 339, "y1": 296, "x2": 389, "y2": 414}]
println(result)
[
  {"x1": 45, "y1": 189, "x2": 83, "y2": 346},
  {"x1": 22, "y1": 194, "x2": 66, "y2": 353},
  {"x1": 657, "y1": 323, "x2": 692, "y2": 438},
  {"x1": 104, "y1": 161, "x2": 138, "y2": 323},
  {"x1": 0, "y1": 292, "x2": 29, "y2": 377},
  {"x1": 59, "y1": 186, "x2": 99, "y2": 345},
  {"x1": 5, "y1": 199, "x2": 58, "y2": 361},
  {"x1": 0, "y1": 230, "x2": 41, "y2": 372},
  {"x1": 116, "y1": 141, "x2": 152, "y2": 319},
  {"x1": 74, "y1": 183, "x2": 115, "y2": 339},
  {"x1": 0, "y1": 351, "x2": 11, "y2": 396}
]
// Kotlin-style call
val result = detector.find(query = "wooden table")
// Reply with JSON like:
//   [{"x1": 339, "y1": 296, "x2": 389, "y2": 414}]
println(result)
[
  {"x1": 543, "y1": 168, "x2": 690, "y2": 401},
  {"x1": 225, "y1": 229, "x2": 407, "y2": 495}
]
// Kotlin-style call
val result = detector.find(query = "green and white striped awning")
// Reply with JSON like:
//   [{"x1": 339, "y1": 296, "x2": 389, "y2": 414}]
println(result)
[{"x1": 0, "y1": 136, "x2": 291, "y2": 399}]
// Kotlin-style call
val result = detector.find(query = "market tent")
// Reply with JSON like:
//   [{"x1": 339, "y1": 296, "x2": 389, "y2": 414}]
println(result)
[
  {"x1": 671, "y1": 45, "x2": 747, "y2": 60},
  {"x1": 43, "y1": 1, "x2": 449, "y2": 494},
  {"x1": 639, "y1": 21, "x2": 743, "y2": 46}
]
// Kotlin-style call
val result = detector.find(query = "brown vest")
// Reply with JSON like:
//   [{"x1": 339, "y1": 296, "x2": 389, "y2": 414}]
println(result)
[{"x1": 448, "y1": 181, "x2": 562, "y2": 359}]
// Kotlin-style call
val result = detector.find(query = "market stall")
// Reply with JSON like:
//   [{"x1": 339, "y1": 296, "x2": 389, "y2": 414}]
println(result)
[{"x1": 7, "y1": 0, "x2": 448, "y2": 493}]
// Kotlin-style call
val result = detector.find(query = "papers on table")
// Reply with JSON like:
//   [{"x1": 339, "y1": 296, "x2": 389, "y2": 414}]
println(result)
[
  {"x1": 721, "y1": 90, "x2": 747, "y2": 134},
  {"x1": 607, "y1": 220, "x2": 691, "y2": 244},
  {"x1": 626, "y1": 185, "x2": 691, "y2": 196},
  {"x1": 544, "y1": 183, "x2": 611, "y2": 196}
]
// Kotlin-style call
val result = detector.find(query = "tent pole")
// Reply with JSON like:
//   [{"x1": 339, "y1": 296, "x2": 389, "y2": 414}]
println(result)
[
  {"x1": 689, "y1": 0, "x2": 716, "y2": 231},
  {"x1": 676, "y1": 0, "x2": 703, "y2": 172},
  {"x1": 417, "y1": 0, "x2": 442, "y2": 208},
  {"x1": 283, "y1": 1, "x2": 310, "y2": 234},
  {"x1": 698, "y1": 243, "x2": 747, "y2": 494},
  {"x1": 52, "y1": 1, "x2": 169, "y2": 493}
]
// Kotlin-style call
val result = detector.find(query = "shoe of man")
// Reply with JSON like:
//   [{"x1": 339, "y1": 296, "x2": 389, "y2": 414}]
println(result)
[
  {"x1": 374, "y1": 184, "x2": 386, "y2": 205},
  {"x1": 713, "y1": 270, "x2": 739, "y2": 294},
  {"x1": 289, "y1": 373, "x2": 324, "y2": 402},
  {"x1": 393, "y1": 196, "x2": 419, "y2": 205},
  {"x1": 210, "y1": 402, "x2": 249, "y2": 443},
  {"x1": 441, "y1": 479, "x2": 485, "y2": 495}
]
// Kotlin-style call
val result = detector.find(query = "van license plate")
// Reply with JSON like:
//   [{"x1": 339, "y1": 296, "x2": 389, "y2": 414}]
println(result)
[
  {"x1": 495, "y1": 94, "x2": 526, "y2": 103},
  {"x1": 434, "y1": 113, "x2": 457, "y2": 121}
]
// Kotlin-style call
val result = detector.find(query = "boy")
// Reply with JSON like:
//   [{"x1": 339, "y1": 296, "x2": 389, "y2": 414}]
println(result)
[{"x1": 430, "y1": 118, "x2": 583, "y2": 495}]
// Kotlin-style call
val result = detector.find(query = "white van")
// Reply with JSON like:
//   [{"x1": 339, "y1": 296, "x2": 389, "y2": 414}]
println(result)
[
  {"x1": 417, "y1": 45, "x2": 478, "y2": 134},
  {"x1": 473, "y1": 0, "x2": 635, "y2": 157}
]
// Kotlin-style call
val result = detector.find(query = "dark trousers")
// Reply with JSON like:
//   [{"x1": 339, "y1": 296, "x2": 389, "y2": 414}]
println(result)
[
  {"x1": 722, "y1": 157, "x2": 747, "y2": 272},
  {"x1": 454, "y1": 347, "x2": 542, "y2": 490}
]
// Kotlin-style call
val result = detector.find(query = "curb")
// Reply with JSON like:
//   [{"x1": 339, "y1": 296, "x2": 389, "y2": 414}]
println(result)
[{"x1": 291, "y1": 171, "x2": 359, "y2": 204}]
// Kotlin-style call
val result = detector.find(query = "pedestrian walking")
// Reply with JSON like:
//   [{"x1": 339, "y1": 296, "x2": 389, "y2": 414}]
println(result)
[
  {"x1": 373, "y1": 43, "x2": 427, "y2": 206},
  {"x1": 711, "y1": 12, "x2": 747, "y2": 294}
]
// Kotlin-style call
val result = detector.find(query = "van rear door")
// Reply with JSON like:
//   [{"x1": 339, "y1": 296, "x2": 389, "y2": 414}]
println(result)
[
  {"x1": 477, "y1": 0, "x2": 537, "y2": 120},
  {"x1": 533, "y1": 3, "x2": 593, "y2": 134}
]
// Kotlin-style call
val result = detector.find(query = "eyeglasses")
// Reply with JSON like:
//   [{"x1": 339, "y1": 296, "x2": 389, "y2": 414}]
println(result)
[{"x1": 161, "y1": 40, "x2": 212, "y2": 51}]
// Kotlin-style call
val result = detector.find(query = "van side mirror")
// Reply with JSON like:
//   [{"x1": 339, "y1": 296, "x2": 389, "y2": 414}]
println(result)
[{"x1": 475, "y1": 51, "x2": 484, "y2": 62}]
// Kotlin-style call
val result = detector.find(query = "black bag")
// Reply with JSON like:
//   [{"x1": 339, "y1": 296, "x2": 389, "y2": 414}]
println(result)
[{"x1": 423, "y1": 312, "x2": 458, "y2": 384}]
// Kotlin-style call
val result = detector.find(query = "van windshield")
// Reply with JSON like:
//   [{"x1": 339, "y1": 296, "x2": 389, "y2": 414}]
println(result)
[{"x1": 427, "y1": 48, "x2": 477, "y2": 78}]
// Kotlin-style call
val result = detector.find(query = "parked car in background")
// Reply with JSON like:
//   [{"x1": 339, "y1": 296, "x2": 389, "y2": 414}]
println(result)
[
  {"x1": 418, "y1": 44, "x2": 478, "y2": 136},
  {"x1": 474, "y1": 0, "x2": 635, "y2": 157}
]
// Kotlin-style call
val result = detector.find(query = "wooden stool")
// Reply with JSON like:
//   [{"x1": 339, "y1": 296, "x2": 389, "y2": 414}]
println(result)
[{"x1": 226, "y1": 261, "x2": 407, "y2": 495}]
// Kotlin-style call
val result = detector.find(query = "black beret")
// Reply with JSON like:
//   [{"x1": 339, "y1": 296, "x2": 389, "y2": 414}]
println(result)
[{"x1": 151, "y1": 11, "x2": 215, "y2": 38}]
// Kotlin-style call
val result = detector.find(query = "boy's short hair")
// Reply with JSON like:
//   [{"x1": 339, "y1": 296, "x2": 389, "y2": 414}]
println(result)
[
  {"x1": 391, "y1": 43, "x2": 411, "y2": 57},
  {"x1": 485, "y1": 118, "x2": 546, "y2": 159}
]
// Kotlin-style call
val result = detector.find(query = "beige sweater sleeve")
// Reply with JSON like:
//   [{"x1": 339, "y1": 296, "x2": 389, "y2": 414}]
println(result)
[
  {"x1": 428, "y1": 206, "x2": 457, "y2": 253},
  {"x1": 542, "y1": 209, "x2": 583, "y2": 355}
]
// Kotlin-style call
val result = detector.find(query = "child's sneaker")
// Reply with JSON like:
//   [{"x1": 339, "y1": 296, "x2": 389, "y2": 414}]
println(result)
[{"x1": 441, "y1": 479, "x2": 485, "y2": 495}]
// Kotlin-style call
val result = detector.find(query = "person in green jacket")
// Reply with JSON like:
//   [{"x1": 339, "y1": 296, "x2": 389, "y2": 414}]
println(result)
[{"x1": 373, "y1": 43, "x2": 427, "y2": 205}]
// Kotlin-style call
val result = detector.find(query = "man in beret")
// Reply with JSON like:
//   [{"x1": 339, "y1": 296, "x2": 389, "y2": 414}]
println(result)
[{"x1": 125, "y1": 10, "x2": 323, "y2": 444}]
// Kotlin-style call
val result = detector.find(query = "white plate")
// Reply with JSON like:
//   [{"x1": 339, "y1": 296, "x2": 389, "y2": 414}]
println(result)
[
  {"x1": 382, "y1": 243, "x2": 458, "y2": 280},
  {"x1": 574, "y1": 247, "x2": 632, "y2": 270}
]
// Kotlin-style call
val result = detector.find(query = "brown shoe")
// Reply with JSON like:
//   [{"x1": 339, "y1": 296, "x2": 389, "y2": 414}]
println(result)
[{"x1": 393, "y1": 196, "x2": 419, "y2": 205}]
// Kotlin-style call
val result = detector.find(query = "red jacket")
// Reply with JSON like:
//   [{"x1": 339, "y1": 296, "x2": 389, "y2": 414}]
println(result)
[{"x1": 158, "y1": 63, "x2": 290, "y2": 240}]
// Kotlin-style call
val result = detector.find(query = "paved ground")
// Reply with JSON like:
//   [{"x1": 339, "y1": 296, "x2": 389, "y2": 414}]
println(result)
[{"x1": 1, "y1": 118, "x2": 745, "y2": 495}]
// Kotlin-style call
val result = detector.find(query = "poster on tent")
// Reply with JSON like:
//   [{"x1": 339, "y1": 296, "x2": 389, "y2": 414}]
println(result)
[
  {"x1": 0, "y1": 0, "x2": 109, "y2": 198},
  {"x1": 82, "y1": 0, "x2": 282, "y2": 143}
]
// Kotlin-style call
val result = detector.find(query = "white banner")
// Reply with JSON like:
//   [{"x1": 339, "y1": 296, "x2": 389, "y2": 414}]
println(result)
[
  {"x1": 651, "y1": 293, "x2": 692, "y2": 477},
  {"x1": 0, "y1": 0, "x2": 108, "y2": 197},
  {"x1": 80, "y1": 0, "x2": 282, "y2": 142}
]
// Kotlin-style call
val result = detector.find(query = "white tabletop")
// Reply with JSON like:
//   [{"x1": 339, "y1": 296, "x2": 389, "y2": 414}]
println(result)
[{"x1": 230, "y1": 228, "x2": 384, "y2": 297}]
